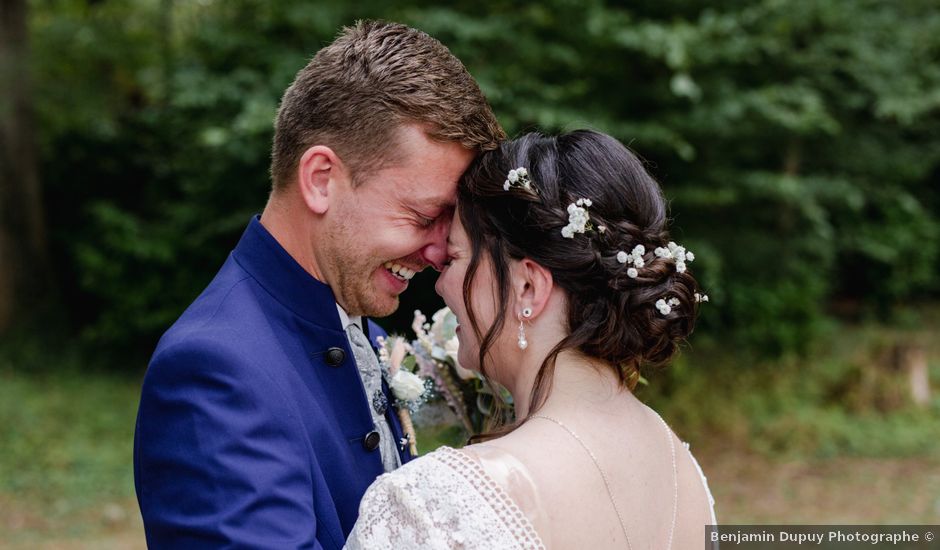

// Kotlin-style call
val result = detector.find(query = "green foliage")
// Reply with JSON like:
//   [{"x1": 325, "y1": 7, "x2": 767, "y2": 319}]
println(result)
[{"x1": 28, "y1": 0, "x2": 940, "y2": 358}]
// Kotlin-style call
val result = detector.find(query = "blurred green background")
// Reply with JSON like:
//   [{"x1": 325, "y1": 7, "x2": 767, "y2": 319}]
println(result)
[{"x1": 1, "y1": 0, "x2": 938, "y2": 547}]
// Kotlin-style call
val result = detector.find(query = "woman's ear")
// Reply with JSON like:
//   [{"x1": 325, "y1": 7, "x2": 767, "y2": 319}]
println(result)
[
  {"x1": 296, "y1": 145, "x2": 346, "y2": 215},
  {"x1": 511, "y1": 258, "x2": 553, "y2": 319}
]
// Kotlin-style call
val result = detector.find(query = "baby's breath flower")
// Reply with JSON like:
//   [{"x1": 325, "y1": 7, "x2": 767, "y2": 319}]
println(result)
[
  {"x1": 561, "y1": 200, "x2": 592, "y2": 238},
  {"x1": 503, "y1": 167, "x2": 534, "y2": 193},
  {"x1": 617, "y1": 244, "x2": 647, "y2": 275}
]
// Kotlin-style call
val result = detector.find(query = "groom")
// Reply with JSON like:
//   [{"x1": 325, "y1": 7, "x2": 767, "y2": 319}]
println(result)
[{"x1": 134, "y1": 21, "x2": 503, "y2": 549}]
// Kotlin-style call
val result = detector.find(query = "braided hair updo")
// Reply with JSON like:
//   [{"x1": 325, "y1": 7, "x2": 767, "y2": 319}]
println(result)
[{"x1": 457, "y1": 130, "x2": 702, "y2": 418}]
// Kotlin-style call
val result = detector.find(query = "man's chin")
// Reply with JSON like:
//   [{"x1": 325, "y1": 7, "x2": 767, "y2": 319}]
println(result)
[
  {"x1": 359, "y1": 293, "x2": 399, "y2": 319},
  {"x1": 360, "y1": 267, "x2": 409, "y2": 317}
]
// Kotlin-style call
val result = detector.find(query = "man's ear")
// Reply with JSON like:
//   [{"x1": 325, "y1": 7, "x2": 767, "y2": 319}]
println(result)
[
  {"x1": 511, "y1": 258, "x2": 553, "y2": 319},
  {"x1": 296, "y1": 145, "x2": 346, "y2": 215}
]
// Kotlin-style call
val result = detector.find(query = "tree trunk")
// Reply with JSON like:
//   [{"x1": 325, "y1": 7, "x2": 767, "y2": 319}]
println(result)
[
  {"x1": 0, "y1": 0, "x2": 50, "y2": 333},
  {"x1": 896, "y1": 345, "x2": 930, "y2": 407},
  {"x1": 783, "y1": 137, "x2": 802, "y2": 176}
]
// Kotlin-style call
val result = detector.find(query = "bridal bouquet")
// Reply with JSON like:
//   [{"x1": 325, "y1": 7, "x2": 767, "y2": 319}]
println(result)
[
  {"x1": 378, "y1": 307, "x2": 511, "y2": 455},
  {"x1": 378, "y1": 307, "x2": 509, "y2": 454},
  {"x1": 408, "y1": 307, "x2": 507, "y2": 436}
]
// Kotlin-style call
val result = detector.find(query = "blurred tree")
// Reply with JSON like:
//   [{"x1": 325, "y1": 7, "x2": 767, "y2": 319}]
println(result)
[
  {"x1": 22, "y1": 0, "x2": 940, "y2": 361},
  {"x1": 0, "y1": 0, "x2": 51, "y2": 334}
]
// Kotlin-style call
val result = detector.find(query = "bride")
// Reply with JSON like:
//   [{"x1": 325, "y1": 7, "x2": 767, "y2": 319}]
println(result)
[{"x1": 347, "y1": 130, "x2": 716, "y2": 549}]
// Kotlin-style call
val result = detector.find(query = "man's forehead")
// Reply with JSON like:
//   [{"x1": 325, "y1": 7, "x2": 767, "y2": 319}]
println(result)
[
  {"x1": 382, "y1": 124, "x2": 467, "y2": 206},
  {"x1": 413, "y1": 194, "x2": 455, "y2": 211},
  {"x1": 398, "y1": 179, "x2": 457, "y2": 211},
  {"x1": 373, "y1": 164, "x2": 453, "y2": 207}
]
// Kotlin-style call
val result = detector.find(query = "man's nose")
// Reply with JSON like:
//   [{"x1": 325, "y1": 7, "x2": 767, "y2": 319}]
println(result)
[
  {"x1": 421, "y1": 215, "x2": 452, "y2": 271},
  {"x1": 421, "y1": 238, "x2": 447, "y2": 271}
]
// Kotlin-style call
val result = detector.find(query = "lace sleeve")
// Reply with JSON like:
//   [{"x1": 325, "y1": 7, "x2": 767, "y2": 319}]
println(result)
[{"x1": 345, "y1": 447, "x2": 544, "y2": 550}]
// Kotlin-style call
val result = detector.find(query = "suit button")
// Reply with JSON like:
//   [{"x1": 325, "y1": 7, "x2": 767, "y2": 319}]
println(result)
[
  {"x1": 324, "y1": 347, "x2": 345, "y2": 366},
  {"x1": 363, "y1": 430, "x2": 380, "y2": 452}
]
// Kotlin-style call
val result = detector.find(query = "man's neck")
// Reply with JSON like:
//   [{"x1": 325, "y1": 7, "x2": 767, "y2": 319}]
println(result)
[{"x1": 259, "y1": 194, "x2": 325, "y2": 283}]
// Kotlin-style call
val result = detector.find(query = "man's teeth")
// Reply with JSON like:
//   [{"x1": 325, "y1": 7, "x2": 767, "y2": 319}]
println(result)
[{"x1": 383, "y1": 262, "x2": 416, "y2": 281}]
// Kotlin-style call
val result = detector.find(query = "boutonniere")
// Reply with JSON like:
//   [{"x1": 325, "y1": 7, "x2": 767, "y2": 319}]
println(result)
[{"x1": 376, "y1": 335, "x2": 432, "y2": 456}]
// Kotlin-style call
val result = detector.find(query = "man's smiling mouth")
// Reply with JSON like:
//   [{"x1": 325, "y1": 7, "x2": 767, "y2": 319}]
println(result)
[{"x1": 384, "y1": 262, "x2": 417, "y2": 281}]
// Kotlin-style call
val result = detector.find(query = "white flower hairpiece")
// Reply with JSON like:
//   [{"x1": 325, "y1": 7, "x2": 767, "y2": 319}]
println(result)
[
  {"x1": 654, "y1": 241, "x2": 695, "y2": 273},
  {"x1": 656, "y1": 293, "x2": 710, "y2": 315},
  {"x1": 553, "y1": 198, "x2": 707, "y2": 310},
  {"x1": 655, "y1": 297, "x2": 681, "y2": 316},
  {"x1": 503, "y1": 167, "x2": 533, "y2": 192},
  {"x1": 616, "y1": 244, "x2": 646, "y2": 278},
  {"x1": 561, "y1": 198, "x2": 593, "y2": 238}
]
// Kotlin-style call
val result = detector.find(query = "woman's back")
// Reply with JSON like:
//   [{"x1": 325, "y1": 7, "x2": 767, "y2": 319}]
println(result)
[
  {"x1": 473, "y1": 393, "x2": 716, "y2": 549},
  {"x1": 347, "y1": 391, "x2": 716, "y2": 549}
]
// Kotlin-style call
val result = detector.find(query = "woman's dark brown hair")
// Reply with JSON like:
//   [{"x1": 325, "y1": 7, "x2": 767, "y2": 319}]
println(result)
[{"x1": 458, "y1": 130, "x2": 701, "y2": 436}]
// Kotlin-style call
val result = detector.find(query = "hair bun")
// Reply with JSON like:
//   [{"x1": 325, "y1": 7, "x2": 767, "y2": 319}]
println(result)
[{"x1": 457, "y1": 129, "x2": 704, "y2": 397}]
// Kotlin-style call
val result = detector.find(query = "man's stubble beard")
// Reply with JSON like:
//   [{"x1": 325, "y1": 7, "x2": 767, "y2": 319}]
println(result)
[{"x1": 322, "y1": 215, "x2": 398, "y2": 318}]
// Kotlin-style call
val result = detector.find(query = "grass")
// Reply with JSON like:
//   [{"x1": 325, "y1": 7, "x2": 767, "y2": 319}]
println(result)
[
  {"x1": 1, "y1": 312, "x2": 938, "y2": 546},
  {"x1": 698, "y1": 448, "x2": 940, "y2": 524},
  {"x1": 0, "y1": 362, "x2": 144, "y2": 548}
]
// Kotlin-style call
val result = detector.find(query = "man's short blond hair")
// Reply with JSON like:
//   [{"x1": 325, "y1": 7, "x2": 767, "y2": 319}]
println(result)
[{"x1": 270, "y1": 20, "x2": 505, "y2": 189}]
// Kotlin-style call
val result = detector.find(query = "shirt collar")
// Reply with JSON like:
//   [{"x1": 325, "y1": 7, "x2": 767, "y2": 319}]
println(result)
[{"x1": 336, "y1": 303, "x2": 362, "y2": 331}]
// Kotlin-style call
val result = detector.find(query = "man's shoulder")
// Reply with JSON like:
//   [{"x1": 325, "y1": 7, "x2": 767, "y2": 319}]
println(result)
[
  {"x1": 148, "y1": 257, "x2": 276, "y2": 376},
  {"x1": 146, "y1": 256, "x2": 344, "y2": 383},
  {"x1": 156, "y1": 264, "x2": 254, "y2": 349}
]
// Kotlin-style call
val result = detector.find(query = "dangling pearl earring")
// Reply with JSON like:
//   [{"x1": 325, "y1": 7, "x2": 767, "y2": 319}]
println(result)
[{"x1": 518, "y1": 308, "x2": 532, "y2": 350}]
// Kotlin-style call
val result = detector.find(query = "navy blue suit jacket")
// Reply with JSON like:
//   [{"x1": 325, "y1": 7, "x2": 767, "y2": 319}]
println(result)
[{"x1": 134, "y1": 216, "x2": 413, "y2": 549}]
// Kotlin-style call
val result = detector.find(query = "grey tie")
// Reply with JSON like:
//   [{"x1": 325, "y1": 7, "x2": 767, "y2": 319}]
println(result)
[{"x1": 345, "y1": 322, "x2": 401, "y2": 472}]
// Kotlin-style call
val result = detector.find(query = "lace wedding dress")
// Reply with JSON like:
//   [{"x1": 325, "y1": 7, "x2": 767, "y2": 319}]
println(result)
[{"x1": 345, "y1": 434, "x2": 716, "y2": 549}]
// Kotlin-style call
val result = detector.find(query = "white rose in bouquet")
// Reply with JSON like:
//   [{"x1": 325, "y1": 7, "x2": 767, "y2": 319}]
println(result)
[{"x1": 390, "y1": 370, "x2": 426, "y2": 402}]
